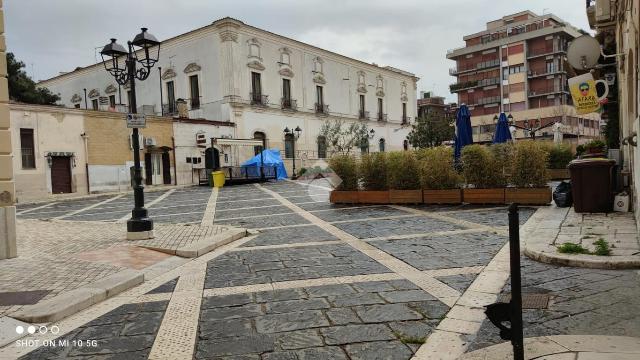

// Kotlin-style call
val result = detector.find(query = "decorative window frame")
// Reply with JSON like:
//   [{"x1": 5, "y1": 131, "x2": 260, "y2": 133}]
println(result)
[
  {"x1": 104, "y1": 84, "x2": 118, "y2": 94},
  {"x1": 184, "y1": 62, "x2": 202, "y2": 74},
  {"x1": 161, "y1": 68, "x2": 177, "y2": 80},
  {"x1": 70, "y1": 94, "x2": 82, "y2": 104},
  {"x1": 400, "y1": 81, "x2": 408, "y2": 102},
  {"x1": 375, "y1": 75, "x2": 385, "y2": 97},
  {"x1": 246, "y1": 38, "x2": 265, "y2": 71},
  {"x1": 312, "y1": 56, "x2": 326, "y2": 84},
  {"x1": 184, "y1": 63, "x2": 203, "y2": 107},
  {"x1": 357, "y1": 70, "x2": 367, "y2": 93},
  {"x1": 278, "y1": 47, "x2": 294, "y2": 78},
  {"x1": 88, "y1": 89, "x2": 100, "y2": 98}
]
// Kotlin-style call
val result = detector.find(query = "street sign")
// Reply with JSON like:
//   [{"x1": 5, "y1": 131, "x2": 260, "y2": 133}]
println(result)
[{"x1": 127, "y1": 113, "x2": 146, "y2": 128}]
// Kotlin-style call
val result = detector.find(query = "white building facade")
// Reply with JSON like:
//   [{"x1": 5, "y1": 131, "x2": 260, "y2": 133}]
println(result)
[{"x1": 39, "y1": 17, "x2": 418, "y2": 163}]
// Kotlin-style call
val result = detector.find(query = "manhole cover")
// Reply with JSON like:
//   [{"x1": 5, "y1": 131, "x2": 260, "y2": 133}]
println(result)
[
  {"x1": 497, "y1": 293, "x2": 550, "y2": 309},
  {"x1": 0, "y1": 290, "x2": 51, "y2": 306}
]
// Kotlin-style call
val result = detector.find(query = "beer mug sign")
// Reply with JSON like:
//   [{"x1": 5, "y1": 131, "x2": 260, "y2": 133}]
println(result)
[{"x1": 568, "y1": 72, "x2": 609, "y2": 115}]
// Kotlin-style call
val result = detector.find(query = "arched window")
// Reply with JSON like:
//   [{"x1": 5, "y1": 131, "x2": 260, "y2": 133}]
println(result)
[
  {"x1": 317, "y1": 136, "x2": 327, "y2": 158},
  {"x1": 403, "y1": 140, "x2": 409, "y2": 151},
  {"x1": 379, "y1": 138, "x2": 385, "y2": 152},
  {"x1": 253, "y1": 131, "x2": 266, "y2": 155},
  {"x1": 360, "y1": 138, "x2": 369, "y2": 154},
  {"x1": 284, "y1": 133, "x2": 294, "y2": 158}
]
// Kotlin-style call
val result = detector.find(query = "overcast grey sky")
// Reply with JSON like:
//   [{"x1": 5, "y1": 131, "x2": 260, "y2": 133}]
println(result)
[{"x1": 5, "y1": 0, "x2": 592, "y2": 102}]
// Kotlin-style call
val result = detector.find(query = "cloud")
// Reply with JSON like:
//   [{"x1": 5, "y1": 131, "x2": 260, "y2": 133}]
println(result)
[{"x1": 5, "y1": 0, "x2": 592, "y2": 103}]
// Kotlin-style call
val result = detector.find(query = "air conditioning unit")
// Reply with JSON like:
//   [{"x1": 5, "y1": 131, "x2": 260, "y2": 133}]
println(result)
[
  {"x1": 595, "y1": 0, "x2": 612, "y2": 22},
  {"x1": 144, "y1": 137, "x2": 157, "y2": 146}
]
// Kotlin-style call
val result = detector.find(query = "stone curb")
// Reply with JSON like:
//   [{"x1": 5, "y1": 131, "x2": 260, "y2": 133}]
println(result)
[
  {"x1": 139, "y1": 228, "x2": 247, "y2": 258},
  {"x1": 523, "y1": 206, "x2": 640, "y2": 270},
  {"x1": 460, "y1": 335, "x2": 640, "y2": 359},
  {"x1": 10, "y1": 269, "x2": 144, "y2": 323},
  {"x1": 524, "y1": 244, "x2": 640, "y2": 269}
]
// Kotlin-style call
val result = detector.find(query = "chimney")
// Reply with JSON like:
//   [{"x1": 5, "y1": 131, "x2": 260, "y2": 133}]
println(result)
[{"x1": 176, "y1": 98, "x2": 188, "y2": 118}]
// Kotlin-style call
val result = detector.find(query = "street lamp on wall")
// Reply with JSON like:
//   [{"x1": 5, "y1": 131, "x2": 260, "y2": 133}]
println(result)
[
  {"x1": 100, "y1": 28, "x2": 160, "y2": 240},
  {"x1": 284, "y1": 126, "x2": 302, "y2": 178}
]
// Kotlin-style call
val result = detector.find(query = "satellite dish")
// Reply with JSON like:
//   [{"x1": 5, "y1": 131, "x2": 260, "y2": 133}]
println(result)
[{"x1": 567, "y1": 35, "x2": 601, "y2": 70}]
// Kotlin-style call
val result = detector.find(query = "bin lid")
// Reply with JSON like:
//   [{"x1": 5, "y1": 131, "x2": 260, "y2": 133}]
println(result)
[{"x1": 568, "y1": 158, "x2": 615, "y2": 169}]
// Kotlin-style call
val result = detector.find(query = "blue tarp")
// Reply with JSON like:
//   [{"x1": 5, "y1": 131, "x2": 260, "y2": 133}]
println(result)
[
  {"x1": 493, "y1": 112, "x2": 512, "y2": 144},
  {"x1": 454, "y1": 104, "x2": 473, "y2": 160},
  {"x1": 241, "y1": 148, "x2": 288, "y2": 180}
]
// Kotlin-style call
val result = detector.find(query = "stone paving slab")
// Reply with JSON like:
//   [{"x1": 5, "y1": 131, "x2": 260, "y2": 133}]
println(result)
[
  {"x1": 195, "y1": 281, "x2": 446, "y2": 359},
  {"x1": 204, "y1": 244, "x2": 392, "y2": 288},
  {"x1": 524, "y1": 206, "x2": 640, "y2": 269},
  {"x1": 241, "y1": 224, "x2": 339, "y2": 247},
  {"x1": 215, "y1": 212, "x2": 310, "y2": 229},
  {"x1": 333, "y1": 216, "x2": 465, "y2": 239}
]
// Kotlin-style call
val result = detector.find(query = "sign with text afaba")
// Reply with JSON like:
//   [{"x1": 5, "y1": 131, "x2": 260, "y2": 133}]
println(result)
[
  {"x1": 126, "y1": 113, "x2": 146, "y2": 128},
  {"x1": 568, "y1": 73, "x2": 609, "y2": 115}
]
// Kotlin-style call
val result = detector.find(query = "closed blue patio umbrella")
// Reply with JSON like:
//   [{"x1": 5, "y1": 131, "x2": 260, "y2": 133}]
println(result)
[
  {"x1": 492, "y1": 112, "x2": 512, "y2": 144},
  {"x1": 454, "y1": 104, "x2": 473, "y2": 160}
]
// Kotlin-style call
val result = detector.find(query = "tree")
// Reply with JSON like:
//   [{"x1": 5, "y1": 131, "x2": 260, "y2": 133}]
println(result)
[
  {"x1": 319, "y1": 119, "x2": 367, "y2": 155},
  {"x1": 406, "y1": 112, "x2": 454, "y2": 148},
  {"x1": 7, "y1": 52, "x2": 60, "y2": 105}
]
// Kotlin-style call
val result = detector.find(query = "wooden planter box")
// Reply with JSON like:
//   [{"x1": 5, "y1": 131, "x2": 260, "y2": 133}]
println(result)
[
  {"x1": 329, "y1": 191, "x2": 358, "y2": 204},
  {"x1": 463, "y1": 188, "x2": 505, "y2": 204},
  {"x1": 389, "y1": 190, "x2": 422, "y2": 204},
  {"x1": 423, "y1": 189, "x2": 462, "y2": 204},
  {"x1": 505, "y1": 187, "x2": 552, "y2": 205},
  {"x1": 358, "y1": 191, "x2": 390, "y2": 204},
  {"x1": 548, "y1": 168, "x2": 570, "y2": 180}
]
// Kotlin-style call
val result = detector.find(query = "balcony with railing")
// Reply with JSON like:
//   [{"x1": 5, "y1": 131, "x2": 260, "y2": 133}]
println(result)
[
  {"x1": 250, "y1": 93, "x2": 269, "y2": 107},
  {"x1": 470, "y1": 96, "x2": 501, "y2": 106},
  {"x1": 450, "y1": 59, "x2": 500, "y2": 75},
  {"x1": 527, "y1": 45, "x2": 566, "y2": 58},
  {"x1": 448, "y1": 20, "x2": 554, "y2": 55},
  {"x1": 527, "y1": 65, "x2": 564, "y2": 78},
  {"x1": 377, "y1": 113, "x2": 388, "y2": 122},
  {"x1": 315, "y1": 103, "x2": 329, "y2": 115},
  {"x1": 528, "y1": 85, "x2": 569, "y2": 97},
  {"x1": 401, "y1": 115, "x2": 411, "y2": 125},
  {"x1": 281, "y1": 98, "x2": 297, "y2": 111},
  {"x1": 359, "y1": 110, "x2": 370, "y2": 120},
  {"x1": 450, "y1": 77, "x2": 500, "y2": 93}
]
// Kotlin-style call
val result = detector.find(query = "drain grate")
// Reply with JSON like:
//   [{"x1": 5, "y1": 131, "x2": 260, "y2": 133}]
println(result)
[
  {"x1": 497, "y1": 293, "x2": 550, "y2": 309},
  {"x1": 0, "y1": 290, "x2": 51, "y2": 306}
]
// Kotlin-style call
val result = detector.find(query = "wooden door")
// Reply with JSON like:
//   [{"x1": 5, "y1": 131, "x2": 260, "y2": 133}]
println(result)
[
  {"x1": 51, "y1": 157, "x2": 72, "y2": 194},
  {"x1": 162, "y1": 152, "x2": 171, "y2": 185},
  {"x1": 144, "y1": 153, "x2": 152, "y2": 185}
]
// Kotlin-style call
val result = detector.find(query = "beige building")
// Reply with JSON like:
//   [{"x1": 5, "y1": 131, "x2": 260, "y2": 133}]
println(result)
[
  {"x1": 10, "y1": 103, "x2": 88, "y2": 202},
  {"x1": 0, "y1": 0, "x2": 17, "y2": 259},
  {"x1": 588, "y1": 1, "x2": 639, "y2": 218}
]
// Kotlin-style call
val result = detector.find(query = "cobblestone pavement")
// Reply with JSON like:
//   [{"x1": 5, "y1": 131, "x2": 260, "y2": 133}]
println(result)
[
  {"x1": 466, "y1": 256, "x2": 640, "y2": 352},
  {"x1": 5, "y1": 181, "x2": 639, "y2": 360}
]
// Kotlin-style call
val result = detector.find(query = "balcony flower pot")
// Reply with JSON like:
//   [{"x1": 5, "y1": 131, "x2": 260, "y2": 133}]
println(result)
[
  {"x1": 358, "y1": 191, "x2": 390, "y2": 204},
  {"x1": 548, "y1": 168, "x2": 570, "y2": 180},
  {"x1": 463, "y1": 188, "x2": 505, "y2": 204},
  {"x1": 505, "y1": 187, "x2": 552, "y2": 205},
  {"x1": 423, "y1": 189, "x2": 463, "y2": 204},
  {"x1": 329, "y1": 190, "x2": 359, "y2": 204},
  {"x1": 389, "y1": 189, "x2": 422, "y2": 204}
]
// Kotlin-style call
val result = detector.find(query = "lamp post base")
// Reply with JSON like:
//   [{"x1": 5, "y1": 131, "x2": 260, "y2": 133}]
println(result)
[
  {"x1": 126, "y1": 230, "x2": 155, "y2": 241},
  {"x1": 126, "y1": 217, "x2": 154, "y2": 240}
]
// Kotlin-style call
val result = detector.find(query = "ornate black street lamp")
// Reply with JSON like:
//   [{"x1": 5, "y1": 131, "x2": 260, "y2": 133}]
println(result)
[
  {"x1": 284, "y1": 126, "x2": 302, "y2": 177},
  {"x1": 495, "y1": 113, "x2": 556, "y2": 141},
  {"x1": 100, "y1": 28, "x2": 160, "y2": 239}
]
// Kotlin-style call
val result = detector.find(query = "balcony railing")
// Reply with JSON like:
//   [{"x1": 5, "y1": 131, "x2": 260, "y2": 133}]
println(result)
[
  {"x1": 281, "y1": 98, "x2": 297, "y2": 111},
  {"x1": 377, "y1": 113, "x2": 388, "y2": 122},
  {"x1": 401, "y1": 116, "x2": 411, "y2": 125},
  {"x1": 450, "y1": 59, "x2": 500, "y2": 75},
  {"x1": 315, "y1": 103, "x2": 329, "y2": 115},
  {"x1": 473, "y1": 96, "x2": 501, "y2": 106},
  {"x1": 450, "y1": 77, "x2": 500, "y2": 93},
  {"x1": 250, "y1": 93, "x2": 269, "y2": 106},
  {"x1": 359, "y1": 110, "x2": 370, "y2": 120},
  {"x1": 527, "y1": 46, "x2": 565, "y2": 58},
  {"x1": 528, "y1": 86, "x2": 569, "y2": 97},
  {"x1": 528, "y1": 67, "x2": 564, "y2": 78}
]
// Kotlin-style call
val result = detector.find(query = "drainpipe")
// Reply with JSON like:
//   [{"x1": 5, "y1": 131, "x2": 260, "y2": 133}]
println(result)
[
  {"x1": 81, "y1": 132, "x2": 90, "y2": 194},
  {"x1": 83, "y1": 88, "x2": 88, "y2": 109},
  {"x1": 159, "y1": 67, "x2": 164, "y2": 116},
  {"x1": 172, "y1": 136, "x2": 177, "y2": 185}
]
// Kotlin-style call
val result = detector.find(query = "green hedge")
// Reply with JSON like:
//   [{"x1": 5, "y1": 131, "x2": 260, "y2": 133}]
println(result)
[
  {"x1": 547, "y1": 143, "x2": 573, "y2": 169},
  {"x1": 417, "y1": 147, "x2": 461, "y2": 190},
  {"x1": 359, "y1": 152, "x2": 388, "y2": 190},
  {"x1": 387, "y1": 151, "x2": 421, "y2": 190},
  {"x1": 328, "y1": 155, "x2": 358, "y2": 191}
]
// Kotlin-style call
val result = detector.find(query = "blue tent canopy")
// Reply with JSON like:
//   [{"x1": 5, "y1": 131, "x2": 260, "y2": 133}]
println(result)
[
  {"x1": 454, "y1": 104, "x2": 473, "y2": 160},
  {"x1": 241, "y1": 148, "x2": 288, "y2": 180},
  {"x1": 493, "y1": 112, "x2": 512, "y2": 144}
]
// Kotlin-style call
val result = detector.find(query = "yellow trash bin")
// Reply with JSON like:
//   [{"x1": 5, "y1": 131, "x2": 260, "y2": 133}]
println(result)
[{"x1": 212, "y1": 171, "x2": 226, "y2": 188}]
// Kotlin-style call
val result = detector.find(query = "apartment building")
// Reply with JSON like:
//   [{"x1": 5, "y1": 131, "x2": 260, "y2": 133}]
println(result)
[
  {"x1": 447, "y1": 10, "x2": 601, "y2": 143},
  {"x1": 39, "y1": 17, "x2": 418, "y2": 160}
]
